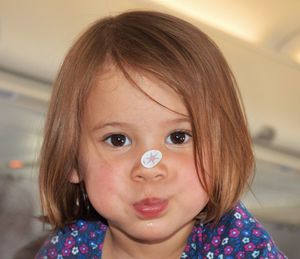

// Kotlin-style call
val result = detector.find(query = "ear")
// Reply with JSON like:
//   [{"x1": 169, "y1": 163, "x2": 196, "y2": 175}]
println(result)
[{"x1": 69, "y1": 169, "x2": 81, "y2": 183}]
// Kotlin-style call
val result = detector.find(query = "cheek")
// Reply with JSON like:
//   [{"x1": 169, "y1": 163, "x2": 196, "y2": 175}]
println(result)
[
  {"x1": 86, "y1": 164, "x2": 113, "y2": 189},
  {"x1": 173, "y1": 154, "x2": 199, "y2": 182},
  {"x1": 81, "y1": 144, "x2": 123, "y2": 193},
  {"x1": 178, "y1": 152, "x2": 208, "y2": 186},
  {"x1": 173, "y1": 153, "x2": 208, "y2": 199},
  {"x1": 83, "y1": 162, "x2": 121, "y2": 207}
]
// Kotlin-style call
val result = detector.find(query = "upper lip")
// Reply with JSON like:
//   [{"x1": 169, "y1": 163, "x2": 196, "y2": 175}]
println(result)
[
  {"x1": 133, "y1": 197, "x2": 167, "y2": 206},
  {"x1": 132, "y1": 197, "x2": 169, "y2": 219},
  {"x1": 132, "y1": 197, "x2": 169, "y2": 215}
]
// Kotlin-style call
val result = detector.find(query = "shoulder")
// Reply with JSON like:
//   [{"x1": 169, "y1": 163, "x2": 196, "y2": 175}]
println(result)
[
  {"x1": 35, "y1": 219, "x2": 107, "y2": 259},
  {"x1": 200, "y1": 202, "x2": 287, "y2": 258}
]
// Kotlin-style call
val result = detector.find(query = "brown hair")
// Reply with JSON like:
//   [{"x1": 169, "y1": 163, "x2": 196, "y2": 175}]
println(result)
[{"x1": 39, "y1": 10, "x2": 254, "y2": 229}]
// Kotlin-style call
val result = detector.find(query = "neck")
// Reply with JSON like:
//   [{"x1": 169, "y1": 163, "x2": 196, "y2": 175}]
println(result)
[{"x1": 102, "y1": 222, "x2": 194, "y2": 259}]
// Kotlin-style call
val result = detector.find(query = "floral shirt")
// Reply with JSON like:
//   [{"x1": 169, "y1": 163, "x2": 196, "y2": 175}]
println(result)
[{"x1": 35, "y1": 202, "x2": 287, "y2": 258}]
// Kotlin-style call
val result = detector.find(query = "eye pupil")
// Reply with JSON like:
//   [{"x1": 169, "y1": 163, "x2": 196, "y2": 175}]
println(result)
[
  {"x1": 111, "y1": 134, "x2": 126, "y2": 146},
  {"x1": 170, "y1": 132, "x2": 186, "y2": 144}
]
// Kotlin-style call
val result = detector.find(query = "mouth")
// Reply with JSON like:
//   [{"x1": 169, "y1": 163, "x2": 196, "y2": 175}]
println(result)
[{"x1": 133, "y1": 197, "x2": 169, "y2": 219}]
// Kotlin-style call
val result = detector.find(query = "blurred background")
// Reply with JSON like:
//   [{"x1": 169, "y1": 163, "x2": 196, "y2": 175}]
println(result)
[{"x1": 0, "y1": 0, "x2": 299, "y2": 258}]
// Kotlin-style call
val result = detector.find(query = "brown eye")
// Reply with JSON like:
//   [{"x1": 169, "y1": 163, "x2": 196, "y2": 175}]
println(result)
[
  {"x1": 104, "y1": 134, "x2": 131, "y2": 147},
  {"x1": 166, "y1": 131, "x2": 191, "y2": 145}
]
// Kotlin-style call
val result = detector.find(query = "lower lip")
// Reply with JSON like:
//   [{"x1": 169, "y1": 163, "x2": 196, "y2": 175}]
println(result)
[{"x1": 133, "y1": 198, "x2": 168, "y2": 219}]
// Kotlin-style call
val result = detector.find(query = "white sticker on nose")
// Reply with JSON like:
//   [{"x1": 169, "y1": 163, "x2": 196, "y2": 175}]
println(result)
[{"x1": 141, "y1": 150, "x2": 163, "y2": 169}]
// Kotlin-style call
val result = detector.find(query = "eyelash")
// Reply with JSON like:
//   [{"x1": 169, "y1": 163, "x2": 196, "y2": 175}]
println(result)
[
  {"x1": 103, "y1": 130, "x2": 192, "y2": 148},
  {"x1": 103, "y1": 133, "x2": 132, "y2": 147},
  {"x1": 166, "y1": 130, "x2": 192, "y2": 145}
]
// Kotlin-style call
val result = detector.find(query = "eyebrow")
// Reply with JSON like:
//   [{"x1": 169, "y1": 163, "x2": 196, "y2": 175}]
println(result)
[
  {"x1": 91, "y1": 117, "x2": 191, "y2": 132},
  {"x1": 164, "y1": 117, "x2": 191, "y2": 124},
  {"x1": 91, "y1": 122, "x2": 132, "y2": 132}
]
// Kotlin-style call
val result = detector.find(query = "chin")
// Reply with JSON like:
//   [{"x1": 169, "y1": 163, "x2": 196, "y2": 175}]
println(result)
[
  {"x1": 129, "y1": 230, "x2": 174, "y2": 244},
  {"x1": 119, "y1": 220, "x2": 184, "y2": 244}
]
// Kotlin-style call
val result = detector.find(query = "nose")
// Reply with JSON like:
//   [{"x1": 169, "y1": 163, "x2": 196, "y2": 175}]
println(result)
[
  {"x1": 131, "y1": 166, "x2": 167, "y2": 182},
  {"x1": 131, "y1": 153, "x2": 168, "y2": 182}
]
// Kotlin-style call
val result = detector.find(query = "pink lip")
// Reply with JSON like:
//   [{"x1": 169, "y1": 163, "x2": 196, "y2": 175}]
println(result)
[{"x1": 133, "y1": 198, "x2": 168, "y2": 219}]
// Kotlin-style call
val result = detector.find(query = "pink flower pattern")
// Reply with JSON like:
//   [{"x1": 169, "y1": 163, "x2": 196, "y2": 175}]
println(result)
[{"x1": 35, "y1": 202, "x2": 287, "y2": 258}]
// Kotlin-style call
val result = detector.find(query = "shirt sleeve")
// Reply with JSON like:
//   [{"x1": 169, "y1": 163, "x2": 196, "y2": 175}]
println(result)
[
  {"x1": 201, "y1": 202, "x2": 288, "y2": 258},
  {"x1": 35, "y1": 220, "x2": 107, "y2": 259}
]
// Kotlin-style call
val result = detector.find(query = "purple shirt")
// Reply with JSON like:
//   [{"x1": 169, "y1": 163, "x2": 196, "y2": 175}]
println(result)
[{"x1": 36, "y1": 202, "x2": 287, "y2": 258}]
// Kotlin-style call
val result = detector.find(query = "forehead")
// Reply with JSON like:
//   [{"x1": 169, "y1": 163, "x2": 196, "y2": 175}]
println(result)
[{"x1": 85, "y1": 66, "x2": 189, "y2": 120}]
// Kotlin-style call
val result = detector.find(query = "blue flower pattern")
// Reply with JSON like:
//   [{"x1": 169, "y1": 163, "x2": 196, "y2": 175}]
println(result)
[{"x1": 35, "y1": 202, "x2": 287, "y2": 258}]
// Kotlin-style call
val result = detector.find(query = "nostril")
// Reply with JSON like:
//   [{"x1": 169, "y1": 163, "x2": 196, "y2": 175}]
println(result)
[
  {"x1": 154, "y1": 174, "x2": 164, "y2": 181},
  {"x1": 134, "y1": 175, "x2": 145, "y2": 182},
  {"x1": 132, "y1": 170, "x2": 166, "y2": 182}
]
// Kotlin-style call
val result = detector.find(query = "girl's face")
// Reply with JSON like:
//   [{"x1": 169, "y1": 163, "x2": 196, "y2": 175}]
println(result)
[{"x1": 70, "y1": 66, "x2": 208, "y2": 244}]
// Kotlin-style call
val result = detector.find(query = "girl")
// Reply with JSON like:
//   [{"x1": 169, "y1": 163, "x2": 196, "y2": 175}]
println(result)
[{"x1": 36, "y1": 11, "x2": 286, "y2": 258}]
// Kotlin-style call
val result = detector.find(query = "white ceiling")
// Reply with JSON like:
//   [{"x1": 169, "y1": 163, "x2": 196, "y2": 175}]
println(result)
[
  {"x1": 1, "y1": 0, "x2": 300, "y2": 79},
  {"x1": 0, "y1": 0, "x2": 299, "y2": 225}
]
